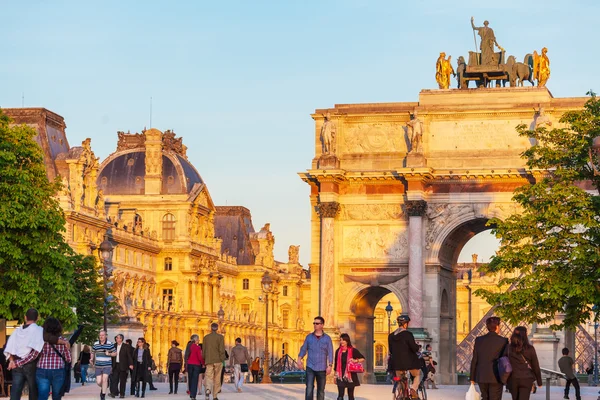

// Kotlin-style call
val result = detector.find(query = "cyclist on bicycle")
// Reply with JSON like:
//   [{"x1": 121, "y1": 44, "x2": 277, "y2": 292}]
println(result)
[{"x1": 388, "y1": 314, "x2": 421, "y2": 399}]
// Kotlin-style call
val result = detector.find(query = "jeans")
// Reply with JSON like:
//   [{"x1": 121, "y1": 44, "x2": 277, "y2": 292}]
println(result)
[
  {"x1": 11, "y1": 361, "x2": 38, "y2": 400},
  {"x1": 80, "y1": 364, "x2": 89, "y2": 383},
  {"x1": 233, "y1": 364, "x2": 245, "y2": 390},
  {"x1": 187, "y1": 364, "x2": 202, "y2": 398},
  {"x1": 565, "y1": 377, "x2": 581, "y2": 400},
  {"x1": 305, "y1": 367, "x2": 326, "y2": 400},
  {"x1": 36, "y1": 368, "x2": 65, "y2": 400}
]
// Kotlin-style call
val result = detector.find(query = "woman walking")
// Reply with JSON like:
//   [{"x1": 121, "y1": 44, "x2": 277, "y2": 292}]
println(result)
[
  {"x1": 167, "y1": 340, "x2": 183, "y2": 394},
  {"x1": 186, "y1": 334, "x2": 205, "y2": 400},
  {"x1": 250, "y1": 357, "x2": 260, "y2": 383},
  {"x1": 36, "y1": 317, "x2": 71, "y2": 400},
  {"x1": 79, "y1": 345, "x2": 91, "y2": 385},
  {"x1": 505, "y1": 326, "x2": 542, "y2": 400},
  {"x1": 132, "y1": 338, "x2": 152, "y2": 398},
  {"x1": 333, "y1": 333, "x2": 365, "y2": 400},
  {"x1": 91, "y1": 330, "x2": 115, "y2": 400}
]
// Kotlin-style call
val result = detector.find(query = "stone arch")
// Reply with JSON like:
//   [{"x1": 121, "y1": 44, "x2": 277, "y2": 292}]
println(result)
[{"x1": 348, "y1": 283, "x2": 406, "y2": 382}]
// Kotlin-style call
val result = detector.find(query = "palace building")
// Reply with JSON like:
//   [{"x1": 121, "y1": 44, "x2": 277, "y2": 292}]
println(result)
[{"x1": 2, "y1": 108, "x2": 312, "y2": 371}]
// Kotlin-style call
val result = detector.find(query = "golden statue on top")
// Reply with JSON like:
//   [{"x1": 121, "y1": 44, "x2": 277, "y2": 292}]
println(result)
[
  {"x1": 435, "y1": 52, "x2": 455, "y2": 89},
  {"x1": 533, "y1": 47, "x2": 550, "y2": 87}
]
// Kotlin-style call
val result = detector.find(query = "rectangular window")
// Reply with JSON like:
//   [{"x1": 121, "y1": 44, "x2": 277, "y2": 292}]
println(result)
[
  {"x1": 282, "y1": 310, "x2": 289, "y2": 329},
  {"x1": 241, "y1": 304, "x2": 250, "y2": 315},
  {"x1": 164, "y1": 257, "x2": 173, "y2": 271},
  {"x1": 375, "y1": 316, "x2": 383, "y2": 332},
  {"x1": 242, "y1": 279, "x2": 249, "y2": 290}
]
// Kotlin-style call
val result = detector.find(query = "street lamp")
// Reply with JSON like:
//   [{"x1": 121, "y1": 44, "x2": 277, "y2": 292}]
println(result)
[
  {"x1": 592, "y1": 305, "x2": 599, "y2": 389},
  {"x1": 261, "y1": 271, "x2": 273, "y2": 384},
  {"x1": 98, "y1": 238, "x2": 114, "y2": 332},
  {"x1": 385, "y1": 301, "x2": 394, "y2": 335}
]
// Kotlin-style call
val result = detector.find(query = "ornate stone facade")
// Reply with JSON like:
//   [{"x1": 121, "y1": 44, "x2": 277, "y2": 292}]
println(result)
[
  {"x1": 4, "y1": 110, "x2": 313, "y2": 370},
  {"x1": 299, "y1": 88, "x2": 588, "y2": 383}
]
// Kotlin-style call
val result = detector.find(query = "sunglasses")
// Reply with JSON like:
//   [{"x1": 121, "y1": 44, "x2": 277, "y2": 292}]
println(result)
[{"x1": 313, "y1": 322, "x2": 323, "y2": 325}]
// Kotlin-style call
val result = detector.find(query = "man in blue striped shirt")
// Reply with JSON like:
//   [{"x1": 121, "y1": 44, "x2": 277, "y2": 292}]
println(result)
[{"x1": 297, "y1": 316, "x2": 334, "y2": 400}]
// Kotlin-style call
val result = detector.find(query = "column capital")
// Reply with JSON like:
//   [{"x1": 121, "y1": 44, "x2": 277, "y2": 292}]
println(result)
[
  {"x1": 405, "y1": 200, "x2": 427, "y2": 217},
  {"x1": 316, "y1": 201, "x2": 340, "y2": 218}
]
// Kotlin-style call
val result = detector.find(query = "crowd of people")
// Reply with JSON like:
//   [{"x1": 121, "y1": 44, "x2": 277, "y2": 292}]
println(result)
[{"x1": 2, "y1": 309, "x2": 593, "y2": 400}]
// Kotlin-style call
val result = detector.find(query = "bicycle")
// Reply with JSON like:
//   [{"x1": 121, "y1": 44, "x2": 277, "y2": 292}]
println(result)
[{"x1": 391, "y1": 371, "x2": 426, "y2": 400}]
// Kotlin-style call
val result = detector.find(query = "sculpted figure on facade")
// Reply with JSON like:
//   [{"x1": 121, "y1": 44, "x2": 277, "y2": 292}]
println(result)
[
  {"x1": 116, "y1": 131, "x2": 145, "y2": 151},
  {"x1": 95, "y1": 189, "x2": 105, "y2": 216},
  {"x1": 288, "y1": 245, "x2": 300, "y2": 264},
  {"x1": 471, "y1": 17, "x2": 503, "y2": 66},
  {"x1": 534, "y1": 106, "x2": 552, "y2": 129},
  {"x1": 320, "y1": 111, "x2": 336, "y2": 155},
  {"x1": 406, "y1": 110, "x2": 424, "y2": 154},
  {"x1": 435, "y1": 52, "x2": 455, "y2": 89},
  {"x1": 425, "y1": 203, "x2": 474, "y2": 249}
]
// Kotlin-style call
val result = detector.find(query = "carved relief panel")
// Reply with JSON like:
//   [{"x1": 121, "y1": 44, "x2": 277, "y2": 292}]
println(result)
[
  {"x1": 340, "y1": 122, "x2": 408, "y2": 154},
  {"x1": 342, "y1": 225, "x2": 408, "y2": 261}
]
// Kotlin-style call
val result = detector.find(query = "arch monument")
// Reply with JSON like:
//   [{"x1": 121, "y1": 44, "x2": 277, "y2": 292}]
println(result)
[{"x1": 299, "y1": 87, "x2": 588, "y2": 383}]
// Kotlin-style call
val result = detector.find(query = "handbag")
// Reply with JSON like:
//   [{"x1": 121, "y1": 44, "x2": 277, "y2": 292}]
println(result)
[
  {"x1": 347, "y1": 359, "x2": 364, "y2": 373},
  {"x1": 497, "y1": 346, "x2": 512, "y2": 385},
  {"x1": 49, "y1": 343, "x2": 71, "y2": 396},
  {"x1": 240, "y1": 363, "x2": 249, "y2": 373}
]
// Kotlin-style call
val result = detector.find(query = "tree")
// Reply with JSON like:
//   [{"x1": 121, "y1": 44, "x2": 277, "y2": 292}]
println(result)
[
  {"x1": 477, "y1": 93, "x2": 600, "y2": 329},
  {"x1": 72, "y1": 254, "x2": 107, "y2": 344}
]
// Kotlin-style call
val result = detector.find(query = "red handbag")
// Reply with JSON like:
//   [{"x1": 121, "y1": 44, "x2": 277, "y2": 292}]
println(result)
[{"x1": 347, "y1": 360, "x2": 364, "y2": 373}]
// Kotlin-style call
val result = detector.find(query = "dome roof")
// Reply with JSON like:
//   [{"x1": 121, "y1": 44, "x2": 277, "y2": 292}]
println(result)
[{"x1": 97, "y1": 130, "x2": 203, "y2": 195}]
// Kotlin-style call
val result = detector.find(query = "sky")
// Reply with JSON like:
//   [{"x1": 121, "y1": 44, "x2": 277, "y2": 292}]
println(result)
[{"x1": 2, "y1": 0, "x2": 598, "y2": 266}]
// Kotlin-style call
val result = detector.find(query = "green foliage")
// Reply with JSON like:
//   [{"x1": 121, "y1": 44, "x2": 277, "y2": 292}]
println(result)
[
  {"x1": 476, "y1": 94, "x2": 600, "y2": 329},
  {"x1": 72, "y1": 254, "x2": 106, "y2": 345}
]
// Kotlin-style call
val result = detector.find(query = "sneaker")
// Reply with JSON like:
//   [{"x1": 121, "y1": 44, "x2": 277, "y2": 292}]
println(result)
[
  {"x1": 205, "y1": 389, "x2": 211, "y2": 400},
  {"x1": 564, "y1": 397, "x2": 570, "y2": 399}
]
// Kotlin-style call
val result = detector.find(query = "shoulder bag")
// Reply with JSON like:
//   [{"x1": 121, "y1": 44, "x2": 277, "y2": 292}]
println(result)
[
  {"x1": 497, "y1": 346, "x2": 512, "y2": 384},
  {"x1": 49, "y1": 343, "x2": 71, "y2": 396}
]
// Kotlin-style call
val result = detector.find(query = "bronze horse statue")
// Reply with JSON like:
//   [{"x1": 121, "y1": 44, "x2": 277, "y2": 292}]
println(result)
[{"x1": 506, "y1": 54, "x2": 534, "y2": 86}]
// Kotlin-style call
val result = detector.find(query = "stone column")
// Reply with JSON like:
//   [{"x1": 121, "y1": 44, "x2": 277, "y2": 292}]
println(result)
[
  {"x1": 203, "y1": 281, "x2": 210, "y2": 313},
  {"x1": 191, "y1": 280, "x2": 197, "y2": 310},
  {"x1": 316, "y1": 201, "x2": 340, "y2": 326},
  {"x1": 406, "y1": 200, "x2": 427, "y2": 328}
]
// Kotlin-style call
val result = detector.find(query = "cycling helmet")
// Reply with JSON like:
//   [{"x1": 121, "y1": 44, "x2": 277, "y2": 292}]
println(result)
[{"x1": 397, "y1": 314, "x2": 411, "y2": 324}]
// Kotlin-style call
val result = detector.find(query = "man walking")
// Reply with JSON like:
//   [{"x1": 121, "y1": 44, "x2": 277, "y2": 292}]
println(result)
[
  {"x1": 470, "y1": 316, "x2": 508, "y2": 400},
  {"x1": 230, "y1": 338, "x2": 251, "y2": 393},
  {"x1": 558, "y1": 347, "x2": 581, "y2": 400},
  {"x1": 203, "y1": 323, "x2": 226, "y2": 400},
  {"x1": 109, "y1": 334, "x2": 133, "y2": 398},
  {"x1": 4, "y1": 308, "x2": 46, "y2": 400},
  {"x1": 297, "y1": 316, "x2": 334, "y2": 400}
]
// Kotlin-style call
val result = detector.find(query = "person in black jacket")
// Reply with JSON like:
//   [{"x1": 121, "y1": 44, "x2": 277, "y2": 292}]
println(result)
[
  {"x1": 504, "y1": 326, "x2": 542, "y2": 400},
  {"x1": 388, "y1": 314, "x2": 422, "y2": 399},
  {"x1": 109, "y1": 334, "x2": 134, "y2": 398},
  {"x1": 132, "y1": 338, "x2": 152, "y2": 398},
  {"x1": 470, "y1": 316, "x2": 509, "y2": 400},
  {"x1": 333, "y1": 333, "x2": 364, "y2": 400}
]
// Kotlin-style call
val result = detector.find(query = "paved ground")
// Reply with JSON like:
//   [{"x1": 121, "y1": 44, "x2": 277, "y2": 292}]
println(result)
[{"x1": 60, "y1": 381, "x2": 600, "y2": 400}]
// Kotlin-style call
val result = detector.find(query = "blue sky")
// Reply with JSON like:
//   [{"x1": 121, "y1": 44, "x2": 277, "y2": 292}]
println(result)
[{"x1": 2, "y1": 0, "x2": 598, "y2": 266}]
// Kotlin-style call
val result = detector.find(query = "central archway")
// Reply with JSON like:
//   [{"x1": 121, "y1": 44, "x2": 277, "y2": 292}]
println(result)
[{"x1": 349, "y1": 285, "x2": 406, "y2": 382}]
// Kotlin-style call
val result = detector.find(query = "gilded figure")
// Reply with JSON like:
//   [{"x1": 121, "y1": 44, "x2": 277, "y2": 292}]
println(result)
[
  {"x1": 436, "y1": 52, "x2": 455, "y2": 89},
  {"x1": 533, "y1": 47, "x2": 550, "y2": 87}
]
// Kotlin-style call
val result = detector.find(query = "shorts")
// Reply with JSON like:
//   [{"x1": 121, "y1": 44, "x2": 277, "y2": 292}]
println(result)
[{"x1": 95, "y1": 366, "x2": 112, "y2": 376}]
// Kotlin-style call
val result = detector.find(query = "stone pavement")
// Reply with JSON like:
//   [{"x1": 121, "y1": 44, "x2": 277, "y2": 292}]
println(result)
[{"x1": 61, "y1": 381, "x2": 600, "y2": 400}]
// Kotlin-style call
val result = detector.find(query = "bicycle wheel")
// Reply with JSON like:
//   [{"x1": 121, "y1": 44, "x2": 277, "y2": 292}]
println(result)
[{"x1": 418, "y1": 382, "x2": 427, "y2": 400}]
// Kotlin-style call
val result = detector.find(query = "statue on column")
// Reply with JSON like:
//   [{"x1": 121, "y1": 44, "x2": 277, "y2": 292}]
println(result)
[
  {"x1": 406, "y1": 110, "x2": 424, "y2": 154},
  {"x1": 288, "y1": 245, "x2": 300, "y2": 265},
  {"x1": 320, "y1": 111, "x2": 336, "y2": 156}
]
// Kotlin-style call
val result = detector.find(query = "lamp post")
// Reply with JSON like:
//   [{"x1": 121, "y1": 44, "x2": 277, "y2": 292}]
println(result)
[
  {"x1": 98, "y1": 238, "x2": 114, "y2": 332},
  {"x1": 261, "y1": 272, "x2": 273, "y2": 384},
  {"x1": 593, "y1": 305, "x2": 599, "y2": 389},
  {"x1": 385, "y1": 301, "x2": 394, "y2": 335}
]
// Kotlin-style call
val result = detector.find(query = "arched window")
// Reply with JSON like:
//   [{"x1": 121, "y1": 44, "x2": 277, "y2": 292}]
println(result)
[
  {"x1": 162, "y1": 213, "x2": 176, "y2": 241},
  {"x1": 282, "y1": 309, "x2": 289, "y2": 329},
  {"x1": 162, "y1": 289, "x2": 173, "y2": 311},
  {"x1": 164, "y1": 257, "x2": 172, "y2": 271},
  {"x1": 242, "y1": 279, "x2": 249, "y2": 290},
  {"x1": 282, "y1": 285, "x2": 288, "y2": 296},
  {"x1": 375, "y1": 344, "x2": 385, "y2": 367}
]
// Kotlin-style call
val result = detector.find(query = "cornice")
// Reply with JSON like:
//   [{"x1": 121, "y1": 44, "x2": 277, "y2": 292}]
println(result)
[
  {"x1": 109, "y1": 231, "x2": 162, "y2": 254},
  {"x1": 65, "y1": 211, "x2": 111, "y2": 229}
]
